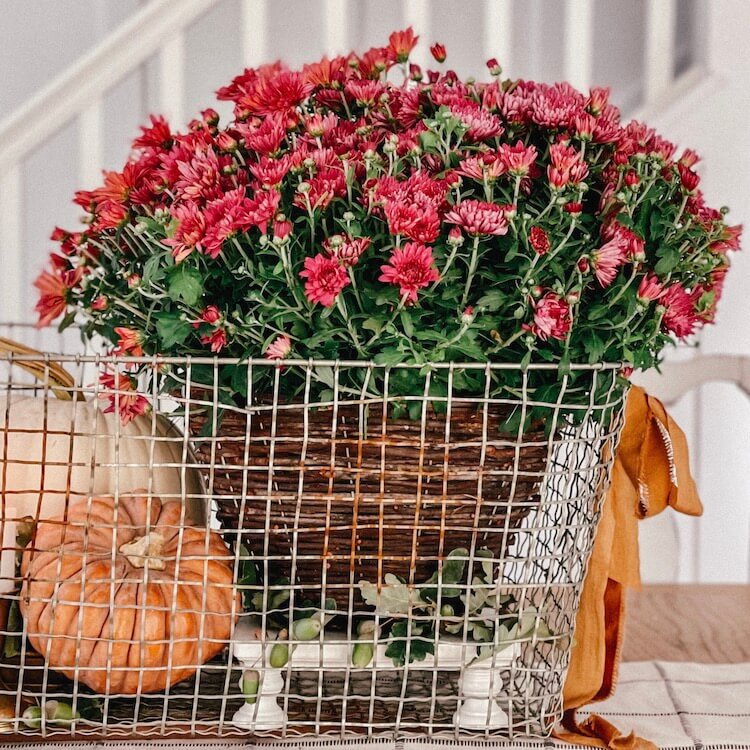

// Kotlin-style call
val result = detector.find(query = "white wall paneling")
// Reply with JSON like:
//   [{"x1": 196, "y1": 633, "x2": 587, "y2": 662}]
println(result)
[
  {"x1": 483, "y1": 0, "x2": 513, "y2": 77},
  {"x1": 77, "y1": 101, "x2": 105, "y2": 189},
  {"x1": 241, "y1": 0, "x2": 269, "y2": 68},
  {"x1": 644, "y1": 0, "x2": 678, "y2": 106},
  {"x1": 564, "y1": 0, "x2": 594, "y2": 91}
]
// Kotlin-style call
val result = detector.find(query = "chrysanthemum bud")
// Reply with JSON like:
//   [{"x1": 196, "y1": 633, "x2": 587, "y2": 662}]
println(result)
[
  {"x1": 486, "y1": 58, "x2": 502, "y2": 76},
  {"x1": 430, "y1": 43, "x2": 447, "y2": 63},
  {"x1": 447, "y1": 226, "x2": 464, "y2": 247}
]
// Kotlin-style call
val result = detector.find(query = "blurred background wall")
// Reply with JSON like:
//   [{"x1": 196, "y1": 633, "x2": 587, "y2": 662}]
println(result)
[{"x1": 0, "y1": 0, "x2": 748, "y2": 582}]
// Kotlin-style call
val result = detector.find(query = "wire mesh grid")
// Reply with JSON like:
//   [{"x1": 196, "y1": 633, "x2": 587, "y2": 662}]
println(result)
[{"x1": 0, "y1": 323, "x2": 628, "y2": 740}]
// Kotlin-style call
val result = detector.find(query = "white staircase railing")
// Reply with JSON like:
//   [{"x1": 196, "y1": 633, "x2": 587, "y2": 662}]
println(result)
[{"x1": 0, "y1": 0, "x2": 701, "y2": 321}]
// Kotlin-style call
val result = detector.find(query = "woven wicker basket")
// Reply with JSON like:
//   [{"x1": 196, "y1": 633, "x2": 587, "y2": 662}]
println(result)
[{"x1": 190, "y1": 399, "x2": 549, "y2": 604}]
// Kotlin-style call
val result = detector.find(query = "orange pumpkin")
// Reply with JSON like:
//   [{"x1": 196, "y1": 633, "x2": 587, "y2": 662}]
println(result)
[{"x1": 20, "y1": 493, "x2": 241, "y2": 695}]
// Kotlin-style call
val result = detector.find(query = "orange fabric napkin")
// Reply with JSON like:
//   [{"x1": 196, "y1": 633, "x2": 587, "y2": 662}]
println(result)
[{"x1": 555, "y1": 385, "x2": 702, "y2": 749}]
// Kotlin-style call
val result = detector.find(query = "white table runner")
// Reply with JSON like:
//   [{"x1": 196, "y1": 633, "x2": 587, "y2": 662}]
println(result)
[{"x1": 5, "y1": 661, "x2": 748, "y2": 750}]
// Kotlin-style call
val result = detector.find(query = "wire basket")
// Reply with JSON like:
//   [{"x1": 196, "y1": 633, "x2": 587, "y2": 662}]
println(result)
[{"x1": 0, "y1": 323, "x2": 628, "y2": 741}]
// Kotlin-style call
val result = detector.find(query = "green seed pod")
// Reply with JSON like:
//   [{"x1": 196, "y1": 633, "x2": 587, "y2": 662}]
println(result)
[
  {"x1": 269, "y1": 643, "x2": 289, "y2": 668},
  {"x1": 44, "y1": 700, "x2": 77, "y2": 725},
  {"x1": 292, "y1": 616, "x2": 322, "y2": 641},
  {"x1": 440, "y1": 604, "x2": 455, "y2": 618},
  {"x1": 21, "y1": 706, "x2": 41, "y2": 729},
  {"x1": 241, "y1": 670, "x2": 260, "y2": 704},
  {"x1": 352, "y1": 642, "x2": 374, "y2": 668}
]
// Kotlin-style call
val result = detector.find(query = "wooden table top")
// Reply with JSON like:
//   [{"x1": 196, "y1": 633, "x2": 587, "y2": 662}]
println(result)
[{"x1": 622, "y1": 584, "x2": 750, "y2": 663}]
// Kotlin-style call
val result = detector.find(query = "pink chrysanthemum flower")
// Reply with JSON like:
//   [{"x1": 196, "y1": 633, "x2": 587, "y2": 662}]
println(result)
[
  {"x1": 323, "y1": 234, "x2": 371, "y2": 267},
  {"x1": 99, "y1": 370, "x2": 150, "y2": 424},
  {"x1": 379, "y1": 242, "x2": 439, "y2": 303},
  {"x1": 497, "y1": 141, "x2": 538, "y2": 176},
  {"x1": 265, "y1": 335, "x2": 292, "y2": 361},
  {"x1": 201, "y1": 327, "x2": 228, "y2": 353},
  {"x1": 300, "y1": 254, "x2": 350, "y2": 307},
  {"x1": 637, "y1": 275, "x2": 665, "y2": 302},
  {"x1": 444, "y1": 199, "x2": 509, "y2": 237},
  {"x1": 526, "y1": 292, "x2": 572, "y2": 341},
  {"x1": 661, "y1": 283, "x2": 702, "y2": 338},
  {"x1": 591, "y1": 236, "x2": 628, "y2": 287},
  {"x1": 164, "y1": 201, "x2": 207, "y2": 262}
]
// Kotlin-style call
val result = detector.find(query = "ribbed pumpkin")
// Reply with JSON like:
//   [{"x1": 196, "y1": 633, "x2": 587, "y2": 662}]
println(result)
[
  {"x1": 0, "y1": 396, "x2": 206, "y2": 524},
  {"x1": 20, "y1": 493, "x2": 240, "y2": 695}
]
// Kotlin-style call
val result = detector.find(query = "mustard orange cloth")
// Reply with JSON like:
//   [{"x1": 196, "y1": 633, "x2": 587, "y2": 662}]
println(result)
[{"x1": 556, "y1": 386, "x2": 702, "y2": 749}]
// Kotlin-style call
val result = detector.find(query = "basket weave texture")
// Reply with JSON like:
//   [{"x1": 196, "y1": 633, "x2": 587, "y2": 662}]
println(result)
[{"x1": 190, "y1": 400, "x2": 548, "y2": 602}]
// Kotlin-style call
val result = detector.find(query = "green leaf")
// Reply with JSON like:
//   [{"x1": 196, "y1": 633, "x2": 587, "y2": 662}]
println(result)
[
  {"x1": 156, "y1": 312, "x2": 191, "y2": 348},
  {"x1": 143, "y1": 253, "x2": 167, "y2": 286},
  {"x1": 167, "y1": 264, "x2": 203, "y2": 306},
  {"x1": 476, "y1": 289, "x2": 506, "y2": 312},
  {"x1": 400, "y1": 310, "x2": 415, "y2": 338},
  {"x1": 654, "y1": 245, "x2": 681, "y2": 275}
]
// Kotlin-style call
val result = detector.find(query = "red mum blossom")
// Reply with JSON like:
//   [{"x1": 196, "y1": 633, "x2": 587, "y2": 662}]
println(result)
[
  {"x1": 637, "y1": 275, "x2": 664, "y2": 302},
  {"x1": 527, "y1": 292, "x2": 572, "y2": 341},
  {"x1": 430, "y1": 43, "x2": 447, "y2": 63},
  {"x1": 203, "y1": 188, "x2": 257, "y2": 257},
  {"x1": 201, "y1": 327, "x2": 228, "y2": 353},
  {"x1": 265, "y1": 335, "x2": 292, "y2": 360},
  {"x1": 379, "y1": 242, "x2": 439, "y2": 304},
  {"x1": 249, "y1": 154, "x2": 292, "y2": 187},
  {"x1": 678, "y1": 163, "x2": 700, "y2": 194},
  {"x1": 174, "y1": 147, "x2": 224, "y2": 202},
  {"x1": 444, "y1": 199, "x2": 509, "y2": 236},
  {"x1": 323, "y1": 234, "x2": 371, "y2": 267},
  {"x1": 33, "y1": 269, "x2": 78, "y2": 328},
  {"x1": 497, "y1": 141, "x2": 538, "y2": 176},
  {"x1": 99, "y1": 370, "x2": 150, "y2": 424},
  {"x1": 529, "y1": 227, "x2": 550, "y2": 255},
  {"x1": 300, "y1": 254, "x2": 350, "y2": 307},
  {"x1": 133, "y1": 114, "x2": 172, "y2": 152},
  {"x1": 450, "y1": 103, "x2": 504, "y2": 142},
  {"x1": 242, "y1": 188, "x2": 281, "y2": 233},
  {"x1": 591, "y1": 235, "x2": 628, "y2": 287},
  {"x1": 384, "y1": 199, "x2": 441, "y2": 243},
  {"x1": 547, "y1": 142, "x2": 589, "y2": 189},
  {"x1": 238, "y1": 70, "x2": 312, "y2": 117},
  {"x1": 114, "y1": 327, "x2": 144, "y2": 357},
  {"x1": 387, "y1": 28, "x2": 418, "y2": 64},
  {"x1": 345, "y1": 80, "x2": 386, "y2": 107},
  {"x1": 661, "y1": 283, "x2": 702, "y2": 338},
  {"x1": 163, "y1": 201, "x2": 207, "y2": 262},
  {"x1": 710, "y1": 223, "x2": 743, "y2": 254},
  {"x1": 457, "y1": 153, "x2": 506, "y2": 182},
  {"x1": 239, "y1": 114, "x2": 287, "y2": 155}
]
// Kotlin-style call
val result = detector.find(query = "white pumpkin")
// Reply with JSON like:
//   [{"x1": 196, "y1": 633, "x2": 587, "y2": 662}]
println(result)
[{"x1": 0, "y1": 396, "x2": 206, "y2": 524}]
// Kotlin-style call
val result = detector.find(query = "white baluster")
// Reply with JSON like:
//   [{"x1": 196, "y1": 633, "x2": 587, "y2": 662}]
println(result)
[
  {"x1": 403, "y1": 0, "x2": 430, "y2": 69},
  {"x1": 564, "y1": 0, "x2": 594, "y2": 92},
  {"x1": 644, "y1": 0, "x2": 677, "y2": 106},
  {"x1": 0, "y1": 162, "x2": 23, "y2": 321},
  {"x1": 159, "y1": 32, "x2": 185, "y2": 127},
  {"x1": 483, "y1": 0, "x2": 513, "y2": 76},
  {"x1": 78, "y1": 101, "x2": 104, "y2": 188},
  {"x1": 241, "y1": 0, "x2": 269, "y2": 68},
  {"x1": 324, "y1": 0, "x2": 348, "y2": 55}
]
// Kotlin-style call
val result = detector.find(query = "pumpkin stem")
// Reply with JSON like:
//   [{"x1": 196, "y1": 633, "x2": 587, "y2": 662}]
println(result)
[{"x1": 119, "y1": 532, "x2": 167, "y2": 571}]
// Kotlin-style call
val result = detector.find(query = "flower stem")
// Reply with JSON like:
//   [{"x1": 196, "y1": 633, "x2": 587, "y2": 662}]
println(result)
[{"x1": 461, "y1": 236, "x2": 481, "y2": 308}]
